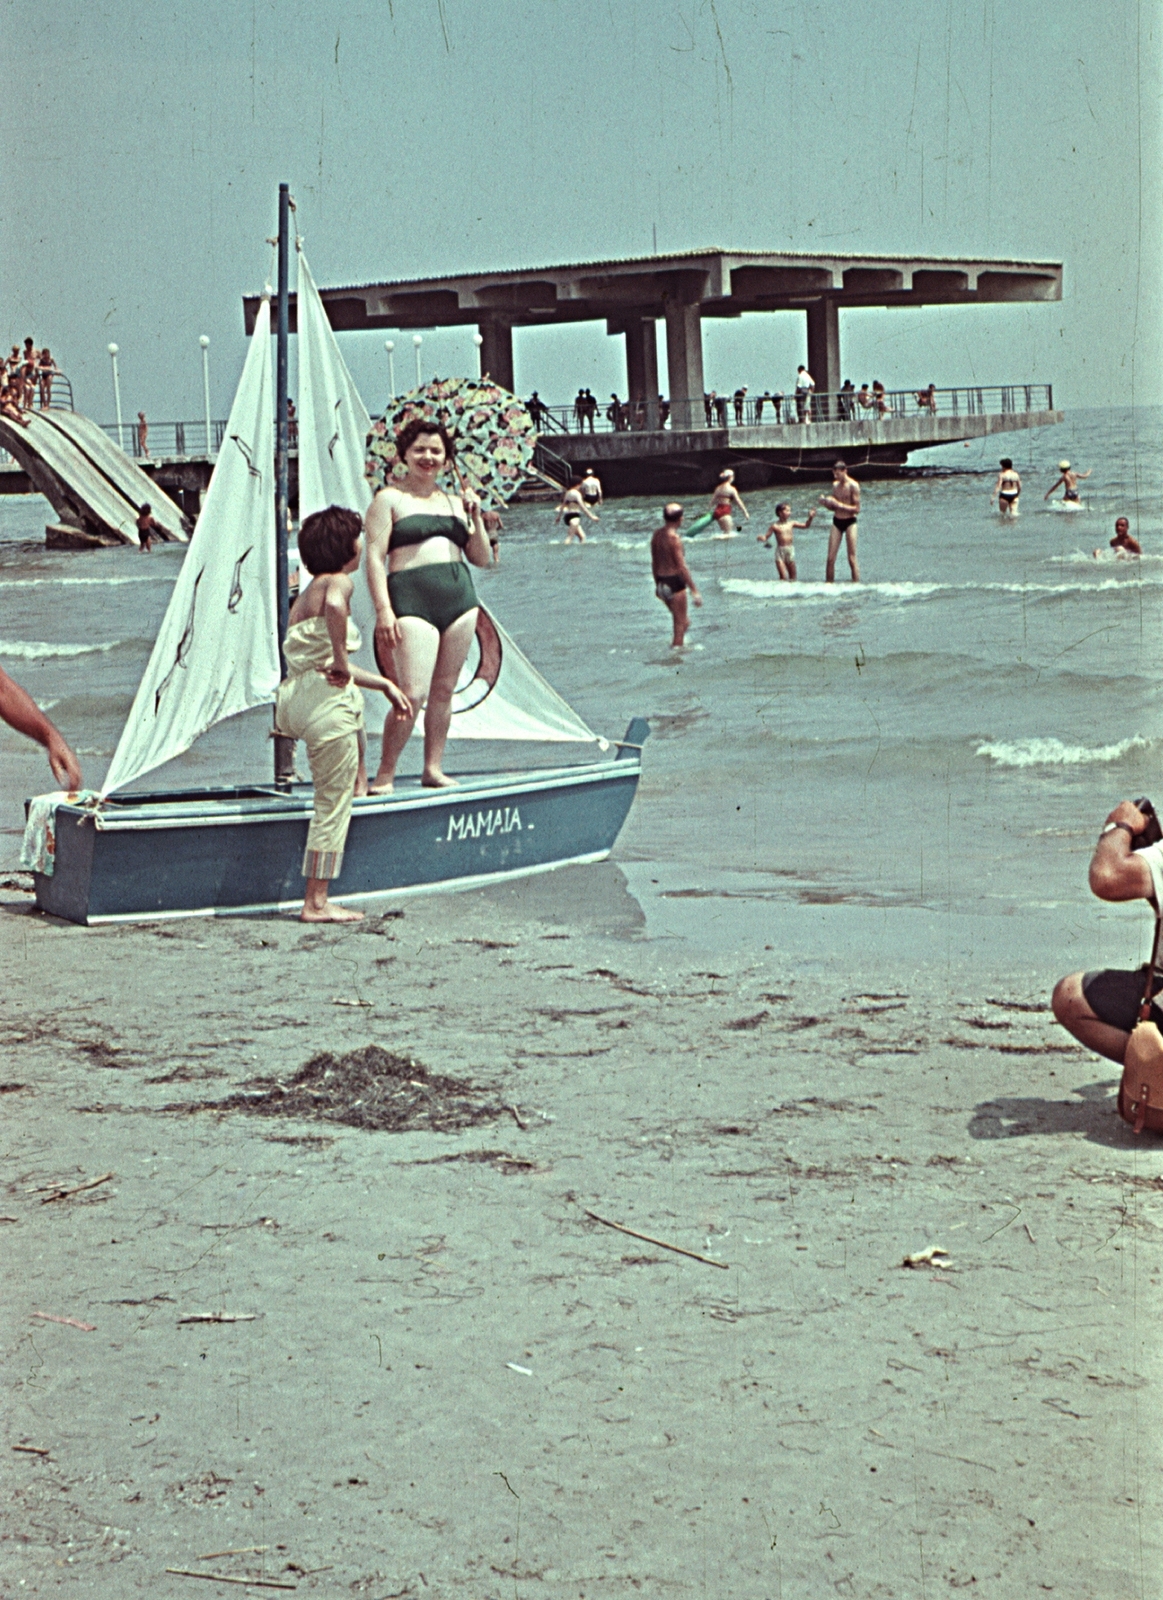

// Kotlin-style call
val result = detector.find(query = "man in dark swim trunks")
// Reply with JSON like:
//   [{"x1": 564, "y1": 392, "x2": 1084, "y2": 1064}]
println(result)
[
  {"x1": 1053, "y1": 799, "x2": 1163, "y2": 1070},
  {"x1": 820, "y1": 460, "x2": 861, "y2": 582},
  {"x1": 651, "y1": 503, "x2": 702, "y2": 647},
  {"x1": 1045, "y1": 460, "x2": 1092, "y2": 505}
]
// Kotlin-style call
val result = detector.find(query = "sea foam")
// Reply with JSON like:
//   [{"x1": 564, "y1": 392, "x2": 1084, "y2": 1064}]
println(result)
[
  {"x1": 975, "y1": 734, "x2": 1150, "y2": 769},
  {"x1": 0, "y1": 639, "x2": 126, "y2": 660}
]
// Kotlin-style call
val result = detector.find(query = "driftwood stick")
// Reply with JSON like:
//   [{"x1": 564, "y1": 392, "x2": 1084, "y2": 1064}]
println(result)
[
  {"x1": 178, "y1": 1312, "x2": 257, "y2": 1325},
  {"x1": 12, "y1": 1444, "x2": 50, "y2": 1455},
  {"x1": 198, "y1": 1548, "x2": 270, "y2": 1562},
  {"x1": 41, "y1": 1171, "x2": 114, "y2": 1204},
  {"x1": 583, "y1": 1209, "x2": 730, "y2": 1269},
  {"x1": 165, "y1": 1571, "x2": 295, "y2": 1591}
]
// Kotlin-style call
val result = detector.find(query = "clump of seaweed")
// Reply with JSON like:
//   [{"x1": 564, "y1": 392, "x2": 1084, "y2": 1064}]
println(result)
[{"x1": 174, "y1": 1045, "x2": 508, "y2": 1134}]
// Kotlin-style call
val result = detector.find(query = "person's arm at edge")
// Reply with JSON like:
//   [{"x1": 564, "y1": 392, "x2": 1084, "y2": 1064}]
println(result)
[
  {"x1": 1044, "y1": 476, "x2": 1064, "y2": 501},
  {"x1": 322, "y1": 574, "x2": 354, "y2": 683},
  {"x1": 0, "y1": 666, "x2": 82, "y2": 788},
  {"x1": 457, "y1": 488, "x2": 493, "y2": 567},
  {"x1": 1089, "y1": 802, "x2": 1156, "y2": 902},
  {"x1": 674, "y1": 534, "x2": 701, "y2": 605}
]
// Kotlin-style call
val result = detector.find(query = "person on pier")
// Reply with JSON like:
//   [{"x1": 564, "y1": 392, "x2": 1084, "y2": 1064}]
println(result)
[
  {"x1": 365, "y1": 419, "x2": 492, "y2": 793},
  {"x1": 710, "y1": 468, "x2": 749, "y2": 537},
  {"x1": 820, "y1": 460, "x2": 861, "y2": 583}
]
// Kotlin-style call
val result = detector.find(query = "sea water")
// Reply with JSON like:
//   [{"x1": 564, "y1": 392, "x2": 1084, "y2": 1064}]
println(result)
[{"x1": 1, "y1": 406, "x2": 1160, "y2": 975}]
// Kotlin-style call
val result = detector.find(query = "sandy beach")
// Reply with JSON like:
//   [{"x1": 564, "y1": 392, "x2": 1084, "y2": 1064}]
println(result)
[{"x1": 3, "y1": 863, "x2": 1160, "y2": 1598}]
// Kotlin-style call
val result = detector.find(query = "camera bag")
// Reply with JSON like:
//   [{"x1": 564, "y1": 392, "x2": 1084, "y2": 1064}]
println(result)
[{"x1": 1118, "y1": 913, "x2": 1163, "y2": 1134}]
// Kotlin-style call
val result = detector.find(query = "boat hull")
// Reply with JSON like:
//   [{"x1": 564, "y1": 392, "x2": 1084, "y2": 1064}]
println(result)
[{"x1": 33, "y1": 737, "x2": 645, "y2": 925}]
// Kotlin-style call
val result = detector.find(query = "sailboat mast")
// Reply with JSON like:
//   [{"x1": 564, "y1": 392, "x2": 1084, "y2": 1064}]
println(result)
[
  {"x1": 275, "y1": 182, "x2": 290, "y2": 661},
  {"x1": 273, "y1": 182, "x2": 295, "y2": 790}
]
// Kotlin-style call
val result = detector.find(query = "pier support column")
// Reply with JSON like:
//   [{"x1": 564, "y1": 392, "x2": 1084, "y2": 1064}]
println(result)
[
  {"x1": 623, "y1": 317, "x2": 660, "y2": 430},
  {"x1": 664, "y1": 302, "x2": 705, "y2": 430},
  {"x1": 478, "y1": 318, "x2": 515, "y2": 392},
  {"x1": 806, "y1": 298, "x2": 840, "y2": 420}
]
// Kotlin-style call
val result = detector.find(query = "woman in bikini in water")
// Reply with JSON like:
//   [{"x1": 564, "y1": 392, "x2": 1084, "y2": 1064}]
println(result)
[
  {"x1": 365, "y1": 418, "x2": 492, "y2": 792},
  {"x1": 991, "y1": 458, "x2": 1022, "y2": 517},
  {"x1": 710, "y1": 468, "x2": 749, "y2": 536}
]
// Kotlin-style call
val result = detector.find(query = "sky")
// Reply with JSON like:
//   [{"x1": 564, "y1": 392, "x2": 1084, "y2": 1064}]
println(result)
[{"x1": 3, "y1": 0, "x2": 1158, "y2": 426}]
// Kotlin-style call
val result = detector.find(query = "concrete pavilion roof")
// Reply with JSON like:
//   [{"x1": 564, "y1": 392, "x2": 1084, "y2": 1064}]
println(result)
[{"x1": 243, "y1": 248, "x2": 1063, "y2": 335}]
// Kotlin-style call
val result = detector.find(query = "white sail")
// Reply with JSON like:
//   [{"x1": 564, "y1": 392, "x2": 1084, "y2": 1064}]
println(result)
[
  {"x1": 296, "y1": 249, "x2": 372, "y2": 518},
  {"x1": 100, "y1": 296, "x2": 280, "y2": 796}
]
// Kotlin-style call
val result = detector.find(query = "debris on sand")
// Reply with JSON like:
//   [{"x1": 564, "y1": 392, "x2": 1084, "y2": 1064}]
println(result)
[
  {"x1": 901, "y1": 1246, "x2": 951, "y2": 1269},
  {"x1": 173, "y1": 1045, "x2": 509, "y2": 1134}
]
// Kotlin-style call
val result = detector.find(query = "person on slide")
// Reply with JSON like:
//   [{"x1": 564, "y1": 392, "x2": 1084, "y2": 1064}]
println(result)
[
  {"x1": 365, "y1": 419, "x2": 492, "y2": 794},
  {"x1": 1045, "y1": 460, "x2": 1091, "y2": 506},
  {"x1": 710, "y1": 468, "x2": 749, "y2": 535}
]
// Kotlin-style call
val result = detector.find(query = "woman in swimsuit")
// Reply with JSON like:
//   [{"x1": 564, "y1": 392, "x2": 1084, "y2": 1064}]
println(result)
[
  {"x1": 991, "y1": 458, "x2": 1022, "y2": 517},
  {"x1": 710, "y1": 468, "x2": 749, "y2": 535},
  {"x1": 365, "y1": 418, "x2": 492, "y2": 792}
]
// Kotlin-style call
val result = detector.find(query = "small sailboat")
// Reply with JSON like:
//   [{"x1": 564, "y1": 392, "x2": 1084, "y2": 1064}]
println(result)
[{"x1": 27, "y1": 194, "x2": 646, "y2": 925}]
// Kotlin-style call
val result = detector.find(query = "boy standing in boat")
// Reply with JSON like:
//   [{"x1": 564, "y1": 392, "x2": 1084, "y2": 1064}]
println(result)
[{"x1": 275, "y1": 506, "x2": 411, "y2": 923}]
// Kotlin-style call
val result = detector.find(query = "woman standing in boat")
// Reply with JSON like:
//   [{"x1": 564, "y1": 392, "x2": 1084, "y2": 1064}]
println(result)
[{"x1": 365, "y1": 418, "x2": 492, "y2": 792}]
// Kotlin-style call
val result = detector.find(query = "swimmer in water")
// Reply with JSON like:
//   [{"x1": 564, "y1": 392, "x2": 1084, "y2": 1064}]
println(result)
[
  {"x1": 651, "y1": 503, "x2": 702, "y2": 647},
  {"x1": 990, "y1": 458, "x2": 1021, "y2": 517},
  {"x1": 761, "y1": 502, "x2": 816, "y2": 581},
  {"x1": 710, "y1": 469, "x2": 749, "y2": 535},
  {"x1": 1045, "y1": 460, "x2": 1092, "y2": 505},
  {"x1": 554, "y1": 481, "x2": 600, "y2": 543},
  {"x1": 1095, "y1": 516, "x2": 1142, "y2": 559},
  {"x1": 819, "y1": 460, "x2": 861, "y2": 582}
]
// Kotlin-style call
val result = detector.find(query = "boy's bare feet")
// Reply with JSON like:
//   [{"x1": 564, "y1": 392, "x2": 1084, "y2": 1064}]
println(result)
[
  {"x1": 300, "y1": 904, "x2": 364, "y2": 922},
  {"x1": 421, "y1": 770, "x2": 458, "y2": 788}
]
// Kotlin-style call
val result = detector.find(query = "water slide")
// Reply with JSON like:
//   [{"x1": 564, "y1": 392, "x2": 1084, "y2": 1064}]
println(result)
[
  {"x1": 37, "y1": 411, "x2": 190, "y2": 542},
  {"x1": 0, "y1": 410, "x2": 189, "y2": 545}
]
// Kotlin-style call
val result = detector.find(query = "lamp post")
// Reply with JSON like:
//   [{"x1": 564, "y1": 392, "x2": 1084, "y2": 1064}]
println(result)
[
  {"x1": 199, "y1": 336, "x2": 212, "y2": 454},
  {"x1": 412, "y1": 333, "x2": 422, "y2": 389},
  {"x1": 107, "y1": 343, "x2": 123, "y2": 449},
  {"x1": 472, "y1": 331, "x2": 484, "y2": 379},
  {"x1": 384, "y1": 340, "x2": 396, "y2": 400}
]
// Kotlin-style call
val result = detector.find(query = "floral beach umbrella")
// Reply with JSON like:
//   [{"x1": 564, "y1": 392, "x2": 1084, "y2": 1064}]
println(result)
[{"x1": 365, "y1": 376, "x2": 537, "y2": 506}]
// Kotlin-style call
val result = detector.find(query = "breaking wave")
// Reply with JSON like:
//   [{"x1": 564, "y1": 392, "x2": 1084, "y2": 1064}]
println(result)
[{"x1": 975, "y1": 735, "x2": 1152, "y2": 769}]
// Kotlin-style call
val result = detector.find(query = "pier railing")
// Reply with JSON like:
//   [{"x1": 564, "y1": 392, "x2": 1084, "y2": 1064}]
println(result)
[
  {"x1": 98, "y1": 419, "x2": 229, "y2": 459},
  {"x1": 537, "y1": 383, "x2": 1055, "y2": 435}
]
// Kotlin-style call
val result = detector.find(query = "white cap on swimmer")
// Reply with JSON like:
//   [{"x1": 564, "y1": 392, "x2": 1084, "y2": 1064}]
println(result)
[{"x1": 1058, "y1": 460, "x2": 1071, "y2": 470}]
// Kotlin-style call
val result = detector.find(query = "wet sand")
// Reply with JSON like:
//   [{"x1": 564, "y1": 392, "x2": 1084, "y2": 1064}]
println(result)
[{"x1": 2, "y1": 865, "x2": 1161, "y2": 1598}]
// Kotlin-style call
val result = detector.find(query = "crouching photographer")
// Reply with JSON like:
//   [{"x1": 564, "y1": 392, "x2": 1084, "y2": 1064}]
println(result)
[{"x1": 1053, "y1": 798, "x2": 1163, "y2": 1129}]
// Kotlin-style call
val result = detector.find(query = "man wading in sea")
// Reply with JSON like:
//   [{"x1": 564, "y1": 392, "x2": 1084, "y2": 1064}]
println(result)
[
  {"x1": 651, "y1": 503, "x2": 701, "y2": 648},
  {"x1": 820, "y1": 460, "x2": 861, "y2": 582}
]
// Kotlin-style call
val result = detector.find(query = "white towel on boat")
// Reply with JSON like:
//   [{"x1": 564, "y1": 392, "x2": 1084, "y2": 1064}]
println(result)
[{"x1": 20, "y1": 791, "x2": 96, "y2": 877}]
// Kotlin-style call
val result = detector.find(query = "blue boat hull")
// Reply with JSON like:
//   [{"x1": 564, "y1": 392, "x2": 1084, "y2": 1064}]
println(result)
[{"x1": 33, "y1": 722, "x2": 647, "y2": 925}]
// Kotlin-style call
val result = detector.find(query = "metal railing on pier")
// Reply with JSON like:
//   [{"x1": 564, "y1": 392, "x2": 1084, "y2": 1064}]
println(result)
[
  {"x1": 533, "y1": 383, "x2": 1055, "y2": 436},
  {"x1": 98, "y1": 419, "x2": 228, "y2": 459}
]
